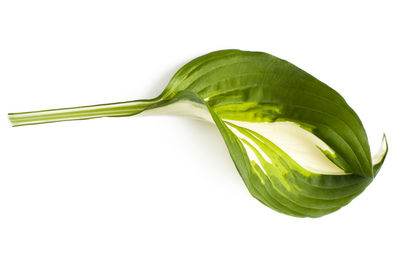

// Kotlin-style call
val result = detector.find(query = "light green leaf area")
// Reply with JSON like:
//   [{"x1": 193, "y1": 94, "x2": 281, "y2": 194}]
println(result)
[{"x1": 9, "y1": 50, "x2": 388, "y2": 217}]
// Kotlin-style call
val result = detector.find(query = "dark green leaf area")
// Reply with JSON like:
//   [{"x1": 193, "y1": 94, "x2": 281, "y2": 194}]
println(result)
[
  {"x1": 169, "y1": 91, "x2": 369, "y2": 218},
  {"x1": 165, "y1": 50, "x2": 372, "y2": 177},
  {"x1": 223, "y1": 120, "x2": 371, "y2": 217}
]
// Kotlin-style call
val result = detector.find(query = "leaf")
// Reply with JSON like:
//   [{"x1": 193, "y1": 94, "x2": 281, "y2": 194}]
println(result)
[{"x1": 8, "y1": 49, "x2": 388, "y2": 217}]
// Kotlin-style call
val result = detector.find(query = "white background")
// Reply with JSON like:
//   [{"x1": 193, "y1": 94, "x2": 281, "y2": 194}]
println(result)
[{"x1": 0, "y1": 1, "x2": 399, "y2": 266}]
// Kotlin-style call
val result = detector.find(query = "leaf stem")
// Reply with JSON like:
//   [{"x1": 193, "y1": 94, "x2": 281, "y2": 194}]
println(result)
[{"x1": 8, "y1": 99, "x2": 158, "y2": 127}]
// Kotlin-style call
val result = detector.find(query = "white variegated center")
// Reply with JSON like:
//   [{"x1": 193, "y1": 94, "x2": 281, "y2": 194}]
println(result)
[
  {"x1": 227, "y1": 125, "x2": 271, "y2": 166},
  {"x1": 225, "y1": 120, "x2": 346, "y2": 175},
  {"x1": 143, "y1": 100, "x2": 346, "y2": 175}
]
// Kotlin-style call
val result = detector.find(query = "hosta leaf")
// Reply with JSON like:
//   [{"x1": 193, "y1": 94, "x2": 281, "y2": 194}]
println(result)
[{"x1": 8, "y1": 49, "x2": 388, "y2": 217}]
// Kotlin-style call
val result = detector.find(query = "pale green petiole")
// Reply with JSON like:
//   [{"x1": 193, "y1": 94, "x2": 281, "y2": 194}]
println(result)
[{"x1": 8, "y1": 99, "x2": 159, "y2": 127}]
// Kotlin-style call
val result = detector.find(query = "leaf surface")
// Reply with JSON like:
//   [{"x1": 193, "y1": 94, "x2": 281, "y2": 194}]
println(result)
[
  {"x1": 8, "y1": 49, "x2": 388, "y2": 217},
  {"x1": 156, "y1": 50, "x2": 387, "y2": 217}
]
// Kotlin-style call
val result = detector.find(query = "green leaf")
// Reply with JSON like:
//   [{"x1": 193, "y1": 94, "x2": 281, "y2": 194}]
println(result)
[{"x1": 8, "y1": 49, "x2": 388, "y2": 217}]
